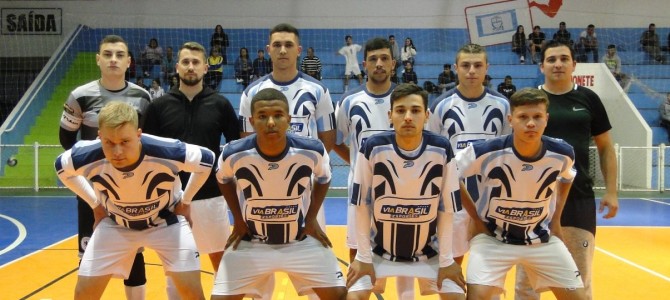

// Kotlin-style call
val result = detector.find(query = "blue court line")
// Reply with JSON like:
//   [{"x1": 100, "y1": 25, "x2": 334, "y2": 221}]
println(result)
[{"x1": 0, "y1": 196, "x2": 668, "y2": 266}]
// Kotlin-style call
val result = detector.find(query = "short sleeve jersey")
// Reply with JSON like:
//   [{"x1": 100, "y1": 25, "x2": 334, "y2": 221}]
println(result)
[
  {"x1": 455, "y1": 135, "x2": 575, "y2": 245},
  {"x1": 216, "y1": 134, "x2": 331, "y2": 244},
  {"x1": 60, "y1": 80, "x2": 151, "y2": 140},
  {"x1": 238, "y1": 73, "x2": 335, "y2": 137},
  {"x1": 351, "y1": 131, "x2": 461, "y2": 261},
  {"x1": 55, "y1": 134, "x2": 215, "y2": 230},
  {"x1": 427, "y1": 88, "x2": 511, "y2": 154}
]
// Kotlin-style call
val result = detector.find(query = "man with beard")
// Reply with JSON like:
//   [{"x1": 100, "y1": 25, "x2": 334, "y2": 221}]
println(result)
[{"x1": 142, "y1": 41, "x2": 240, "y2": 299}]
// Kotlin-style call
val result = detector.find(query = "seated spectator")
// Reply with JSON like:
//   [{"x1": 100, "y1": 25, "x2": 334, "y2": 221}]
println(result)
[
  {"x1": 437, "y1": 63, "x2": 456, "y2": 93},
  {"x1": 210, "y1": 24, "x2": 229, "y2": 64},
  {"x1": 390, "y1": 68, "x2": 399, "y2": 84},
  {"x1": 234, "y1": 47, "x2": 253, "y2": 88},
  {"x1": 140, "y1": 38, "x2": 163, "y2": 77},
  {"x1": 135, "y1": 77, "x2": 148, "y2": 91},
  {"x1": 641, "y1": 23, "x2": 667, "y2": 64},
  {"x1": 401, "y1": 61, "x2": 417, "y2": 84},
  {"x1": 253, "y1": 49, "x2": 272, "y2": 81},
  {"x1": 125, "y1": 51, "x2": 137, "y2": 81},
  {"x1": 168, "y1": 74, "x2": 179, "y2": 90},
  {"x1": 401, "y1": 37, "x2": 417, "y2": 67},
  {"x1": 161, "y1": 46, "x2": 176, "y2": 81},
  {"x1": 659, "y1": 93, "x2": 670, "y2": 142},
  {"x1": 603, "y1": 44, "x2": 629, "y2": 88},
  {"x1": 512, "y1": 25, "x2": 527, "y2": 64},
  {"x1": 149, "y1": 78, "x2": 165, "y2": 100},
  {"x1": 301, "y1": 47, "x2": 322, "y2": 80},
  {"x1": 528, "y1": 25, "x2": 546, "y2": 64},
  {"x1": 576, "y1": 24, "x2": 599, "y2": 62},
  {"x1": 205, "y1": 46, "x2": 224, "y2": 90},
  {"x1": 497, "y1": 75, "x2": 517, "y2": 100},
  {"x1": 483, "y1": 75, "x2": 492, "y2": 88},
  {"x1": 553, "y1": 21, "x2": 574, "y2": 46}
]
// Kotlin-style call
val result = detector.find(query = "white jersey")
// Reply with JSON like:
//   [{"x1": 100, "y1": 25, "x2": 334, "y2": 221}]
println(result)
[
  {"x1": 338, "y1": 44, "x2": 362, "y2": 68},
  {"x1": 351, "y1": 131, "x2": 460, "y2": 261},
  {"x1": 455, "y1": 135, "x2": 576, "y2": 245},
  {"x1": 427, "y1": 88, "x2": 511, "y2": 154},
  {"x1": 216, "y1": 134, "x2": 331, "y2": 244},
  {"x1": 238, "y1": 72, "x2": 335, "y2": 137},
  {"x1": 335, "y1": 84, "x2": 395, "y2": 187},
  {"x1": 55, "y1": 134, "x2": 215, "y2": 230}
]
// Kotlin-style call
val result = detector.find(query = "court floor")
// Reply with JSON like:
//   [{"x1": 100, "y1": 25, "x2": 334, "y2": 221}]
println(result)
[{"x1": 1, "y1": 195, "x2": 669, "y2": 299}]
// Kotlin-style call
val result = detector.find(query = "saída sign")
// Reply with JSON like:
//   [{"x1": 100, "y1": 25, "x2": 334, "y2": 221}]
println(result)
[{"x1": 2, "y1": 8, "x2": 62, "y2": 35}]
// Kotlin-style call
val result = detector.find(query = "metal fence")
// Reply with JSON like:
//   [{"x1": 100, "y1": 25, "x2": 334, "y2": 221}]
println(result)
[{"x1": 1, "y1": 143, "x2": 668, "y2": 192}]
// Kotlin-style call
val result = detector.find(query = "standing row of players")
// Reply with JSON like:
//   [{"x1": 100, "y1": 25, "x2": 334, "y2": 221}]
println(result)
[{"x1": 56, "y1": 22, "x2": 618, "y2": 300}]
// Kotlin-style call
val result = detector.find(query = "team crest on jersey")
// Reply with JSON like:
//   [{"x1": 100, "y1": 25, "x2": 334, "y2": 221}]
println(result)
[
  {"x1": 268, "y1": 163, "x2": 279, "y2": 170},
  {"x1": 467, "y1": 103, "x2": 478, "y2": 109},
  {"x1": 403, "y1": 161, "x2": 414, "y2": 168},
  {"x1": 280, "y1": 86, "x2": 289, "y2": 91},
  {"x1": 289, "y1": 122, "x2": 304, "y2": 133},
  {"x1": 375, "y1": 98, "x2": 385, "y2": 104},
  {"x1": 521, "y1": 164, "x2": 533, "y2": 171},
  {"x1": 122, "y1": 171, "x2": 134, "y2": 178}
]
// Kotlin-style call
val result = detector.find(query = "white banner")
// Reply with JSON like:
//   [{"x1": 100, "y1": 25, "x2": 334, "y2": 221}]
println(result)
[{"x1": 465, "y1": 0, "x2": 532, "y2": 46}]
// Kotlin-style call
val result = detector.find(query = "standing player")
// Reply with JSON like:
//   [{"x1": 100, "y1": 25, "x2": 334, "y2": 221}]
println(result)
[
  {"x1": 515, "y1": 40, "x2": 618, "y2": 300},
  {"x1": 142, "y1": 41, "x2": 240, "y2": 297},
  {"x1": 346, "y1": 83, "x2": 465, "y2": 300},
  {"x1": 456, "y1": 88, "x2": 586, "y2": 300},
  {"x1": 334, "y1": 37, "x2": 415, "y2": 299},
  {"x1": 339, "y1": 35, "x2": 364, "y2": 91},
  {"x1": 55, "y1": 102, "x2": 209, "y2": 299},
  {"x1": 213, "y1": 88, "x2": 347, "y2": 300},
  {"x1": 427, "y1": 43, "x2": 511, "y2": 267},
  {"x1": 58, "y1": 35, "x2": 152, "y2": 300}
]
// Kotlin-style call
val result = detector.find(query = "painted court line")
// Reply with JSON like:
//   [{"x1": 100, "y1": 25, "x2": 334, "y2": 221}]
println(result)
[
  {"x1": 0, "y1": 234, "x2": 76, "y2": 269},
  {"x1": 0, "y1": 213, "x2": 27, "y2": 255},
  {"x1": 639, "y1": 198, "x2": 670, "y2": 206},
  {"x1": 596, "y1": 246, "x2": 670, "y2": 283}
]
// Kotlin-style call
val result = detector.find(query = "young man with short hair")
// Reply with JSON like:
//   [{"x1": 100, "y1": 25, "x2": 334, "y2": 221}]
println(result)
[
  {"x1": 339, "y1": 35, "x2": 364, "y2": 90},
  {"x1": 346, "y1": 83, "x2": 465, "y2": 300},
  {"x1": 456, "y1": 88, "x2": 586, "y2": 300},
  {"x1": 213, "y1": 88, "x2": 346, "y2": 300},
  {"x1": 56, "y1": 101, "x2": 210, "y2": 300},
  {"x1": 58, "y1": 34, "x2": 152, "y2": 300},
  {"x1": 515, "y1": 40, "x2": 618, "y2": 300}
]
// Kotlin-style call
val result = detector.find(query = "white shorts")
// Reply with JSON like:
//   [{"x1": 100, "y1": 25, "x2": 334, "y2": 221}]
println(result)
[
  {"x1": 346, "y1": 203, "x2": 357, "y2": 249},
  {"x1": 451, "y1": 209, "x2": 471, "y2": 257},
  {"x1": 345, "y1": 63, "x2": 362, "y2": 76},
  {"x1": 212, "y1": 236, "x2": 345, "y2": 297},
  {"x1": 467, "y1": 234, "x2": 584, "y2": 294},
  {"x1": 348, "y1": 255, "x2": 464, "y2": 295},
  {"x1": 190, "y1": 196, "x2": 230, "y2": 254},
  {"x1": 79, "y1": 216, "x2": 200, "y2": 279}
]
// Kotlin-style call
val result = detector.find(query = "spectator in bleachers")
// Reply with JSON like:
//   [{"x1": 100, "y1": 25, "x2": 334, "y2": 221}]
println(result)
[
  {"x1": 162, "y1": 46, "x2": 176, "y2": 82},
  {"x1": 301, "y1": 47, "x2": 322, "y2": 80},
  {"x1": 483, "y1": 74, "x2": 492, "y2": 88},
  {"x1": 528, "y1": 25, "x2": 546, "y2": 64},
  {"x1": 253, "y1": 49, "x2": 272, "y2": 81},
  {"x1": 389, "y1": 35, "x2": 402, "y2": 80},
  {"x1": 401, "y1": 37, "x2": 417, "y2": 67},
  {"x1": 140, "y1": 38, "x2": 163, "y2": 78},
  {"x1": 401, "y1": 61, "x2": 417, "y2": 84},
  {"x1": 497, "y1": 75, "x2": 517, "y2": 100},
  {"x1": 339, "y1": 35, "x2": 364, "y2": 91},
  {"x1": 168, "y1": 74, "x2": 179, "y2": 90},
  {"x1": 210, "y1": 24, "x2": 229, "y2": 64},
  {"x1": 205, "y1": 46, "x2": 224, "y2": 90},
  {"x1": 553, "y1": 21, "x2": 574, "y2": 46},
  {"x1": 512, "y1": 25, "x2": 527, "y2": 64},
  {"x1": 603, "y1": 44, "x2": 629, "y2": 88},
  {"x1": 125, "y1": 51, "x2": 136, "y2": 81},
  {"x1": 149, "y1": 78, "x2": 165, "y2": 100},
  {"x1": 437, "y1": 63, "x2": 456, "y2": 93},
  {"x1": 234, "y1": 47, "x2": 253, "y2": 88},
  {"x1": 135, "y1": 77, "x2": 149, "y2": 91},
  {"x1": 660, "y1": 93, "x2": 670, "y2": 141},
  {"x1": 576, "y1": 24, "x2": 599, "y2": 63},
  {"x1": 641, "y1": 23, "x2": 667, "y2": 64}
]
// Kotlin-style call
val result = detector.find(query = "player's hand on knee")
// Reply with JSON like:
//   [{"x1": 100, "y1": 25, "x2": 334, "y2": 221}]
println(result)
[
  {"x1": 226, "y1": 221, "x2": 250, "y2": 250},
  {"x1": 300, "y1": 219, "x2": 332, "y2": 248},
  {"x1": 346, "y1": 259, "x2": 375, "y2": 289},
  {"x1": 437, "y1": 262, "x2": 465, "y2": 292}
]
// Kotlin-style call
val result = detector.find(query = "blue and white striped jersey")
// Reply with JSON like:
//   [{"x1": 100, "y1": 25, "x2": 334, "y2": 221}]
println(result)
[
  {"x1": 55, "y1": 134, "x2": 215, "y2": 230},
  {"x1": 351, "y1": 131, "x2": 461, "y2": 261},
  {"x1": 455, "y1": 135, "x2": 576, "y2": 245},
  {"x1": 428, "y1": 88, "x2": 511, "y2": 153},
  {"x1": 238, "y1": 72, "x2": 336, "y2": 137},
  {"x1": 216, "y1": 134, "x2": 331, "y2": 244}
]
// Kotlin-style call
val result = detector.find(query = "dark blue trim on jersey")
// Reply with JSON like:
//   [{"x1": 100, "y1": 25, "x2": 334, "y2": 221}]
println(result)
[
  {"x1": 54, "y1": 154, "x2": 64, "y2": 174},
  {"x1": 199, "y1": 148, "x2": 215, "y2": 167},
  {"x1": 220, "y1": 133, "x2": 325, "y2": 163},
  {"x1": 70, "y1": 141, "x2": 106, "y2": 170},
  {"x1": 361, "y1": 131, "x2": 453, "y2": 161},
  {"x1": 140, "y1": 134, "x2": 187, "y2": 163}
]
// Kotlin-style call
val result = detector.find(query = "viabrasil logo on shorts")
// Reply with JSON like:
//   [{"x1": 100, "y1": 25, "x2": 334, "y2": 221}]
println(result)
[
  {"x1": 381, "y1": 204, "x2": 431, "y2": 218},
  {"x1": 289, "y1": 123, "x2": 304, "y2": 133},
  {"x1": 251, "y1": 204, "x2": 299, "y2": 219}
]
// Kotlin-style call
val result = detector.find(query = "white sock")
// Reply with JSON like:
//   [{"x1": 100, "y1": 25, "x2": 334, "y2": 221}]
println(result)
[
  {"x1": 166, "y1": 276, "x2": 180, "y2": 300},
  {"x1": 396, "y1": 277, "x2": 415, "y2": 300},
  {"x1": 124, "y1": 284, "x2": 146, "y2": 300}
]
